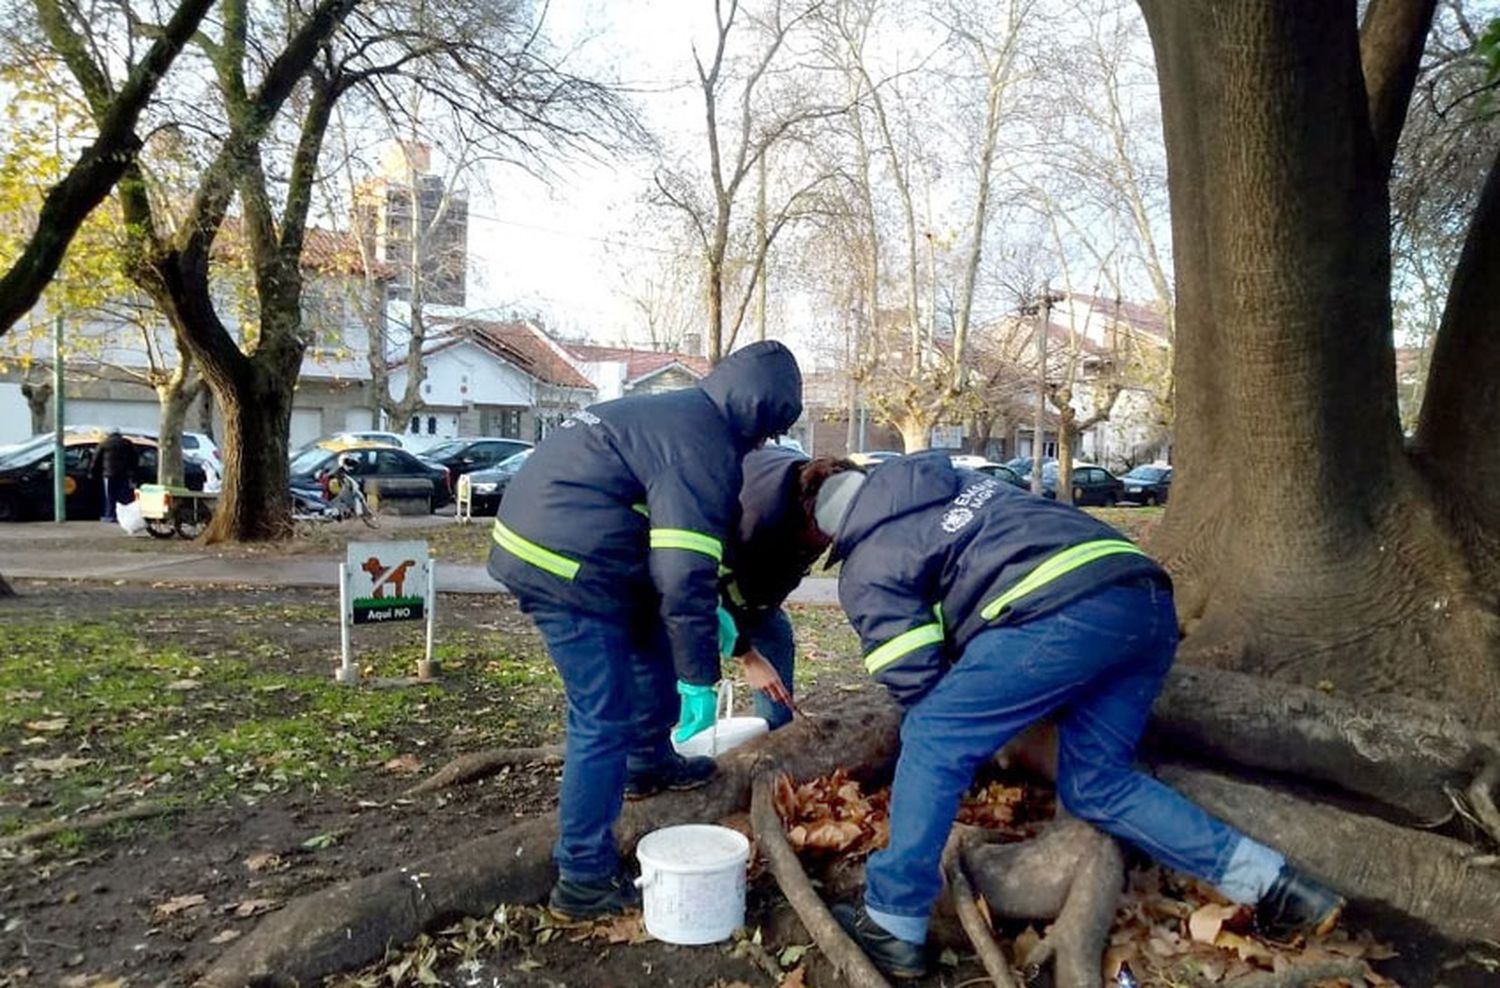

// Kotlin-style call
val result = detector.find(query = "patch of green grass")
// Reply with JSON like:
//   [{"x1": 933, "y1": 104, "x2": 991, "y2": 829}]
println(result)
[
  {"x1": 1085, "y1": 506, "x2": 1166, "y2": 546},
  {"x1": 0, "y1": 606, "x2": 566, "y2": 837}
]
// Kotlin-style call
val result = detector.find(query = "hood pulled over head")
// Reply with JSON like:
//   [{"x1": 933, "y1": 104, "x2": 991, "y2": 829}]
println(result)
[{"x1": 699, "y1": 341, "x2": 803, "y2": 448}]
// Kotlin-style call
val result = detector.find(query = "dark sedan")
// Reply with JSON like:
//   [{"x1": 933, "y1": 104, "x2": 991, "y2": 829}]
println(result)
[
  {"x1": 0, "y1": 430, "x2": 205, "y2": 522},
  {"x1": 419, "y1": 437, "x2": 533, "y2": 479},
  {"x1": 968, "y1": 461, "x2": 1030, "y2": 490},
  {"x1": 1119, "y1": 465, "x2": 1172, "y2": 506},
  {"x1": 1041, "y1": 462, "x2": 1125, "y2": 506},
  {"x1": 463, "y1": 448, "x2": 533, "y2": 516},
  {"x1": 289, "y1": 442, "x2": 452, "y2": 513}
]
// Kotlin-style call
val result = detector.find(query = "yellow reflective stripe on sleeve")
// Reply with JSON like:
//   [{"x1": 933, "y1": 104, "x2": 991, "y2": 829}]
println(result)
[
  {"x1": 649, "y1": 527, "x2": 724, "y2": 561},
  {"x1": 980, "y1": 539, "x2": 1146, "y2": 621},
  {"x1": 865, "y1": 622, "x2": 944, "y2": 675},
  {"x1": 632, "y1": 503, "x2": 650, "y2": 517},
  {"x1": 492, "y1": 520, "x2": 581, "y2": 581},
  {"x1": 725, "y1": 579, "x2": 748, "y2": 607}
]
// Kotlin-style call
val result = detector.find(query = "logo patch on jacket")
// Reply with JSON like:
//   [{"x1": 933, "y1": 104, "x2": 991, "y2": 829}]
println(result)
[
  {"x1": 941, "y1": 479, "x2": 999, "y2": 533},
  {"x1": 941, "y1": 506, "x2": 974, "y2": 532},
  {"x1": 560, "y1": 409, "x2": 602, "y2": 429}
]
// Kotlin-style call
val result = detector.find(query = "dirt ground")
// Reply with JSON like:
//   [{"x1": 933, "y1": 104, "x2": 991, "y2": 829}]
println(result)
[{"x1": 1, "y1": 580, "x2": 1494, "y2": 988}]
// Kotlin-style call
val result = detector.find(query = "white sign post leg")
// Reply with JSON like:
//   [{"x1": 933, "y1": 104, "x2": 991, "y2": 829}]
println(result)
[
  {"x1": 336, "y1": 561, "x2": 359, "y2": 684},
  {"x1": 418, "y1": 560, "x2": 437, "y2": 680}
]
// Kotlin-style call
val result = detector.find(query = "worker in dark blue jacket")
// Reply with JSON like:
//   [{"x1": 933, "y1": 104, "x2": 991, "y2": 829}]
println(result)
[
  {"x1": 488, "y1": 340, "x2": 802, "y2": 921},
  {"x1": 721, "y1": 448, "x2": 862, "y2": 726},
  {"x1": 816, "y1": 453, "x2": 1344, "y2": 979}
]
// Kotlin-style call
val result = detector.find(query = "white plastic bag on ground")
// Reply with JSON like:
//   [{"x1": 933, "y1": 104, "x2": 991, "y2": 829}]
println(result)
[{"x1": 116, "y1": 498, "x2": 147, "y2": 535}]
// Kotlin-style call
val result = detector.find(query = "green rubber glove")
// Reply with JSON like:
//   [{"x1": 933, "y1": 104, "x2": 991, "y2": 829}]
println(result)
[
  {"x1": 674, "y1": 681, "x2": 718, "y2": 744},
  {"x1": 717, "y1": 605, "x2": 739, "y2": 660}
]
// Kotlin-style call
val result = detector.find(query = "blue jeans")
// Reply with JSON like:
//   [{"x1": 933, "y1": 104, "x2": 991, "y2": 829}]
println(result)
[
  {"x1": 864, "y1": 581, "x2": 1284, "y2": 942},
  {"x1": 524, "y1": 601, "x2": 679, "y2": 882},
  {"x1": 741, "y1": 608, "x2": 795, "y2": 730}
]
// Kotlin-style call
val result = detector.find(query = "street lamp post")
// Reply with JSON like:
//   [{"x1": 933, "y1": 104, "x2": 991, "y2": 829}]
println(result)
[{"x1": 52, "y1": 312, "x2": 65, "y2": 523}]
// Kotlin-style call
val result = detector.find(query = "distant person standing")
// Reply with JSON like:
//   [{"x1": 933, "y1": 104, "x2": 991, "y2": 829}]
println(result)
[{"x1": 95, "y1": 429, "x2": 137, "y2": 522}]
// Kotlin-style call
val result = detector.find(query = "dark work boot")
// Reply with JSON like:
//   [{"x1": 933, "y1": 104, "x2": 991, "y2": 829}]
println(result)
[
  {"x1": 624, "y1": 753, "x2": 716, "y2": 800},
  {"x1": 547, "y1": 872, "x2": 641, "y2": 921},
  {"x1": 831, "y1": 903, "x2": 927, "y2": 980},
  {"x1": 1254, "y1": 865, "x2": 1345, "y2": 942}
]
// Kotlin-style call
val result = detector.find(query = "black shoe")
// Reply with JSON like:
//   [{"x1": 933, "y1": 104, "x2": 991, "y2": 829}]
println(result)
[
  {"x1": 1255, "y1": 865, "x2": 1345, "y2": 942},
  {"x1": 624, "y1": 753, "x2": 716, "y2": 800},
  {"x1": 831, "y1": 903, "x2": 927, "y2": 980},
  {"x1": 547, "y1": 872, "x2": 641, "y2": 921}
]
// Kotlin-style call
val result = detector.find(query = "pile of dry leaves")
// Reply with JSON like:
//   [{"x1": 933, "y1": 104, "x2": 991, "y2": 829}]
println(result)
[{"x1": 775, "y1": 769, "x2": 1400, "y2": 987}]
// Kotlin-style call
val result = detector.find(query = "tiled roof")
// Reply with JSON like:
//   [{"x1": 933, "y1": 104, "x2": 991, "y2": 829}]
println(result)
[
  {"x1": 1064, "y1": 293, "x2": 1171, "y2": 341},
  {"x1": 212, "y1": 219, "x2": 397, "y2": 279},
  {"x1": 432, "y1": 319, "x2": 596, "y2": 390},
  {"x1": 563, "y1": 343, "x2": 711, "y2": 383}
]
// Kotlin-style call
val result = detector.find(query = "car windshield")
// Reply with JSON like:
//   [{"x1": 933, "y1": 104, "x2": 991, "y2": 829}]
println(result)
[
  {"x1": 423, "y1": 440, "x2": 466, "y2": 458},
  {"x1": 1124, "y1": 466, "x2": 1167, "y2": 481},
  {"x1": 1041, "y1": 462, "x2": 1059, "y2": 480},
  {"x1": 290, "y1": 447, "x2": 331, "y2": 474},
  {"x1": 496, "y1": 449, "x2": 532, "y2": 474}
]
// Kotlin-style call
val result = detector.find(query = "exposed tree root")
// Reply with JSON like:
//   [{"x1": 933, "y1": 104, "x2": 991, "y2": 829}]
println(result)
[
  {"x1": 751, "y1": 772, "x2": 891, "y2": 988},
  {"x1": 963, "y1": 817, "x2": 1123, "y2": 988},
  {"x1": 1460, "y1": 758, "x2": 1500, "y2": 848},
  {"x1": 403, "y1": 745, "x2": 564, "y2": 797},
  {"x1": 198, "y1": 694, "x2": 900, "y2": 988},
  {"x1": 1151, "y1": 667, "x2": 1500, "y2": 825},
  {"x1": 1220, "y1": 959, "x2": 1366, "y2": 988},
  {"x1": 1160, "y1": 766, "x2": 1500, "y2": 944},
  {"x1": 0, "y1": 801, "x2": 174, "y2": 850},
  {"x1": 942, "y1": 827, "x2": 1020, "y2": 988}
]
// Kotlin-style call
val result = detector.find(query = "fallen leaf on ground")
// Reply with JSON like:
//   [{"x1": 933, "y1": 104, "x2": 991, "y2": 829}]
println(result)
[
  {"x1": 209, "y1": 929, "x2": 242, "y2": 944},
  {"x1": 244, "y1": 852, "x2": 282, "y2": 872},
  {"x1": 383, "y1": 754, "x2": 422, "y2": 774},
  {"x1": 778, "y1": 964, "x2": 807, "y2": 988},
  {"x1": 24, "y1": 718, "x2": 68, "y2": 733},
  {"x1": 28, "y1": 755, "x2": 93, "y2": 774},
  {"x1": 231, "y1": 898, "x2": 278, "y2": 918},
  {"x1": 164, "y1": 679, "x2": 202, "y2": 691},
  {"x1": 588, "y1": 913, "x2": 647, "y2": 944},
  {"x1": 1188, "y1": 903, "x2": 1243, "y2": 944},
  {"x1": 155, "y1": 893, "x2": 207, "y2": 916}
]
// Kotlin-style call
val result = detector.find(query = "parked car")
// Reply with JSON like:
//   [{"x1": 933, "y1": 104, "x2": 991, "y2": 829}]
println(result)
[
  {"x1": 849, "y1": 450, "x2": 903, "y2": 469},
  {"x1": 419, "y1": 437, "x2": 533, "y2": 480},
  {"x1": 324, "y1": 431, "x2": 407, "y2": 449},
  {"x1": 959, "y1": 459, "x2": 1030, "y2": 490},
  {"x1": 1040, "y1": 461, "x2": 1124, "y2": 506},
  {"x1": 289, "y1": 441, "x2": 452, "y2": 513},
  {"x1": 463, "y1": 448, "x2": 534, "y2": 516},
  {"x1": 1119, "y1": 464, "x2": 1172, "y2": 506},
  {"x1": 1002, "y1": 458, "x2": 1062, "y2": 485},
  {"x1": 0, "y1": 429, "x2": 205, "y2": 522}
]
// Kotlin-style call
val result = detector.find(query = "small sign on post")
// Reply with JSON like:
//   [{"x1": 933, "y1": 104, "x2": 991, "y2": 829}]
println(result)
[{"x1": 337, "y1": 540, "x2": 437, "y2": 683}]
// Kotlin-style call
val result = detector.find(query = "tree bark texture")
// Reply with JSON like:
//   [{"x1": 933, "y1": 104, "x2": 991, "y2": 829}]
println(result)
[{"x1": 1137, "y1": 0, "x2": 1500, "y2": 728}]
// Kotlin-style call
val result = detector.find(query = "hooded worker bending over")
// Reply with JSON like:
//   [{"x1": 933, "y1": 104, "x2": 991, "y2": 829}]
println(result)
[
  {"x1": 721, "y1": 448, "x2": 862, "y2": 727},
  {"x1": 487, "y1": 340, "x2": 802, "y2": 921},
  {"x1": 815, "y1": 452, "x2": 1344, "y2": 980}
]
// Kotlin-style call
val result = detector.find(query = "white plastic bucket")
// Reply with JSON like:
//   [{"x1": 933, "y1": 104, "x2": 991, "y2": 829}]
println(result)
[
  {"x1": 635, "y1": 824, "x2": 751, "y2": 944},
  {"x1": 672, "y1": 682, "x2": 769, "y2": 758}
]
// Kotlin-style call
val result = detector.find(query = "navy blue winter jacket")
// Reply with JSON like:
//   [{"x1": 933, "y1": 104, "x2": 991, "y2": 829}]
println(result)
[
  {"x1": 831, "y1": 452, "x2": 1169, "y2": 707},
  {"x1": 488, "y1": 341, "x2": 803, "y2": 686},
  {"x1": 721, "y1": 446, "x2": 820, "y2": 642}
]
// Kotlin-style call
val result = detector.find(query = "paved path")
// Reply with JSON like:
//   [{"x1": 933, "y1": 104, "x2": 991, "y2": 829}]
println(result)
[{"x1": 0, "y1": 531, "x2": 841, "y2": 605}]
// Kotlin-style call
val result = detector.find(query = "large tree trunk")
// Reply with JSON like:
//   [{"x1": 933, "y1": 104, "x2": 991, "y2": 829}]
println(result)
[
  {"x1": 202, "y1": 357, "x2": 296, "y2": 543},
  {"x1": 153, "y1": 360, "x2": 200, "y2": 487},
  {"x1": 21, "y1": 379, "x2": 51, "y2": 435},
  {"x1": 1137, "y1": 0, "x2": 1500, "y2": 728}
]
